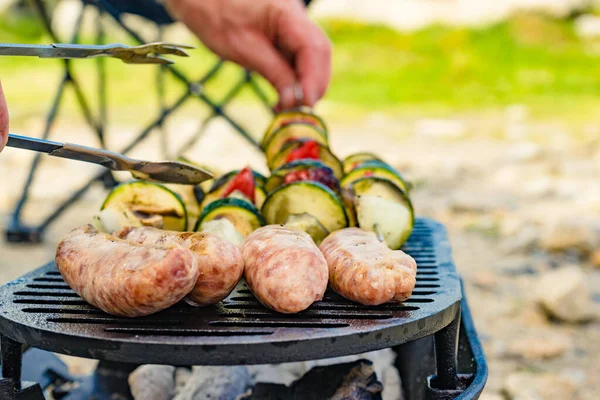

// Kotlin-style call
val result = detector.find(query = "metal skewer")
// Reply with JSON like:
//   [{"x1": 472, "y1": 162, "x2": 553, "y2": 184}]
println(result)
[{"x1": 373, "y1": 224, "x2": 385, "y2": 243}]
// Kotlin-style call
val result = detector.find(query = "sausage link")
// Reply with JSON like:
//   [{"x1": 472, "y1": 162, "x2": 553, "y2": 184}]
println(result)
[
  {"x1": 116, "y1": 226, "x2": 244, "y2": 306},
  {"x1": 56, "y1": 225, "x2": 198, "y2": 317},
  {"x1": 319, "y1": 228, "x2": 417, "y2": 305},
  {"x1": 242, "y1": 225, "x2": 328, "y2": 313}
]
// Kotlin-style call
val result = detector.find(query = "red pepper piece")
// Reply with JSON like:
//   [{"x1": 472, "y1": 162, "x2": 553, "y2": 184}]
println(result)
[
  {"x1": 221, "y1": 167, "x2": 255, "y2": 203},
  {"x1": 285, "y1": 141, "x2": 320, "y2": 163},
  {"x1": 283, "y1": 167, "x2": 339, "y2": 191}
]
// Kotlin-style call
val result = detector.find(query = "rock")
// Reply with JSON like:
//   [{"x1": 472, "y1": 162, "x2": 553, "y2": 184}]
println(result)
[
  {"x1": 449, "y1": 193, "x2": 500, "y2": 213},
  {"x1": 539, "y1": 219, "x2": 598, "y2": 254},
  {"x1": 506, "y1": 333, "x2": 572, "y2": 360},
  {"x1": 590, "y1": 250, "x2": 600, "y2": 268},
  {"x1": 501, "y1": 263, "x2": 539, "y2": 277},
  {"x1": 535, "y1": 266, "x2": 595, "y2": 323},
  {"x1": 523, "y1": 177, "x2": 554, "y2": 198},
  {"x1": 479, "y1": 393, "x2": 505, "y2": 400},
  {"x1": 472, "y1": 271, "x2": 498, "y2": 290},
  {"x1": 516, "y1": 307, "x2": 549, "y2": 327},
  {"x1": 503, "y1": 371, "x2": 579, "y2": 400},
  {"x1": 505, "y1": 142, "x2": 542, "y2": 163},
  {"x1": 173, "y1": 366, "x2": 253, "y2": 400},
  {"x1": 128, "y1": 365, "x2": 175, "y2": 400},
  {"x1": 500, "y1": 226, "x2": 539, "y2": 254},
  {"x1": 247, "y1": 364, "x2": 299, "y2": 386},
  {"x1": 414, "y1": 119, "x2": 466, "y2": 139}
]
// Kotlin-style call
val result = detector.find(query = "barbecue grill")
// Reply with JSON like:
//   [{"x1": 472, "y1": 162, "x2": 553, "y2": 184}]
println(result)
[{"x1": 0, "y1": 218, "x2": 487, "y2": 399}]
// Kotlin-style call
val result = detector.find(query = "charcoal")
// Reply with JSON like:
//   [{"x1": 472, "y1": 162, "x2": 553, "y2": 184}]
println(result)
[
  {"x1": 173, "y1": 366, "x2": 253, "y2": 400},
  {"x1": 128, "y1": 365, "x2": 175, "y2": 400},
  {"x1": 240, "y1": 360, "x2": 383, "y2": 400}
]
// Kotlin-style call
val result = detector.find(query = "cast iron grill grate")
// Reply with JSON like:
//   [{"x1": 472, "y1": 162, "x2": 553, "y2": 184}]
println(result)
[{"x1": 0, "y1": 218, "x2": 461, "y2": 365}]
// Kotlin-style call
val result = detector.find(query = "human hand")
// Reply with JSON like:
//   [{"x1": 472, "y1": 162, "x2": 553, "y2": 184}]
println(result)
[
  {"x1": 164, "y1": 0, "x2": 332, "y2": 110},
  {"x1": 0, "y1": 81, "x2": 8, "y2": 153}
]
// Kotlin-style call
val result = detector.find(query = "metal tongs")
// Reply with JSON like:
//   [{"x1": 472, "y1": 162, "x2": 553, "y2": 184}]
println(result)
[
  {"x1": 0, "y1": 42, "x2": 194, "y2": 64},
  {"x1": 7, "y1": 134, "x2": 213, "y2": 185}
]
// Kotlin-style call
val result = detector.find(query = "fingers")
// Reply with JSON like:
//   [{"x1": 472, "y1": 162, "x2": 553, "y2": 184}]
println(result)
[
  {"x1": 276, "y1": 7, "x2": 332, "y2": 107},
  {"x1": 0, "y1": 80, "x2": 8, "y2": 153},
  {"x1": 225, "y1": 31, "x2": 298, "y2": 110}
]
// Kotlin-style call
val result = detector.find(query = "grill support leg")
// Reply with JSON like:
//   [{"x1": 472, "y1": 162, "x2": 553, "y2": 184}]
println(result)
[
  {"x1": 1, "y1": 335, "x2": 23, "y2": 390},
  {"x1": 433, "y1": 305, "x2": 461, "y2": 390}
]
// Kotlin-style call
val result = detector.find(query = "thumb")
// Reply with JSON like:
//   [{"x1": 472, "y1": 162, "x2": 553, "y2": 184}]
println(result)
[{"x1": 0, "y1": 80, "x2": 8, "y2": 152}]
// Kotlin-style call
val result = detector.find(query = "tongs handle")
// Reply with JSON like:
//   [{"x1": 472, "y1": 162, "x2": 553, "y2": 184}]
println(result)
[{"x1": 0, "y1": 42, "x2": 194, "y2": 64}]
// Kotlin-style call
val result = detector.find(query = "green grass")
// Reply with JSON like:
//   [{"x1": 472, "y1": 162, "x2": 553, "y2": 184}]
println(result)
[
  {"x1": 2, "y1": 11, "x2": 600, "y2": 125},
  {"x1": 321, "y1": 13, "x2": 600, "y2": 120}
]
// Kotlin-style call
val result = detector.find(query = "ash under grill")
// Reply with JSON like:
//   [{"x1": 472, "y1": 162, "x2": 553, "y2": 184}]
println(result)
[{"x1": 0, "y1": 218, "x2": 460, "y2": 366}]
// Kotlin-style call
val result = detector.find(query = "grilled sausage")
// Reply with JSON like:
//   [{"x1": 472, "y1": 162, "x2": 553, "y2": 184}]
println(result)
[
  {"x1": 242, "y1": 225, "x2": 328, "y2": 313},
  {"x1": 319, "y1": 228, "x2": 417, "y2": 305},
  {"x1": 116, "y1": 226, "x2": 244, "y2": 306},
  {"x1": 55, "y1": 225, "x2": 199, "y2": 317}
]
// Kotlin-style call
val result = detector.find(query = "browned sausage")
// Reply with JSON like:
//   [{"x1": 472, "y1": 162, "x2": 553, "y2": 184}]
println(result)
[
  {"x1": 55, "y1": 225, "x2": 199, "y2": 317},
  {"x1": 319, "y1": 228, "x2": 417, "y2": 305},
  {"x1": 116, "y1": 226, "x2": 244, "y2": 306},
  {"x1": 242, "y1": 225, "x2": 328, "y2": 313}
]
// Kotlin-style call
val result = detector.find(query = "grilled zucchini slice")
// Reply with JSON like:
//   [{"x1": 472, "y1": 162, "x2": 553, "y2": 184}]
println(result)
[
  {"x1": 195, "y1": 198, "x2": 265, "y2": 237},
  {"x1": 101, "y1": 181, "x2": 188, "y2": 231},
  {"x1": 264, "y1": 123, "x2": 328, "y2": 165},
  {"x1": 341, "y1": 163, "x2": 410, "y2": 193},
  {"x1": 350, "y1": 177, "x2": 414, "y2": 249},
  {"x1": 268, "y1": 139, "x2": 343, "y2": 178},
  {"x1": 284, "y1": 213, "x2": 329, "y2": 245},
  {"x1": 261, "y1": 181, "x2": 348, "y2": 233},
  {"x1": 342, "y1": 152, "x2": 384, "y2": 174},
  {"x1": 261, "y1": 107, "x2": 327, "y2": 150}
]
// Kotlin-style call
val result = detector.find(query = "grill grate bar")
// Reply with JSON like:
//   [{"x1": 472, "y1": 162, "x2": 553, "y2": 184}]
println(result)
[
  {"x1": 47, "y1": 317, "x2": 184, "y2": 325},
  {"x1": 222, "y1": 302, "x2": 420, "y2": 312},
  {"x1": 32, "y1": 277, "x2": 64, "y2": 283},
  {"x1": 14, "y1": 299, "x2": 89, "y2": 305},
  {"x1": 218, "y1": 311, "x2": 394, "y2": 320},
  {"x1": 209, "y1": 320, "x2": 350, "y2": 328},
  {"x1": 26, "y1": 284, "x2": 71, "y2": 289},
  {"x1": 14, "y1": 291, "x2": 79, "y2": 297}
]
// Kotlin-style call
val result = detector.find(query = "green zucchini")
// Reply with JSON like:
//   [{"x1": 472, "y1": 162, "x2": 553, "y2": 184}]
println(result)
[
  {"x1": 261, "y1": 107, "x2": 327, "y2": 150},
  {"x1": 284, "y1": 213, "x2": 329, "y2": 245},
  {"x1": 263, "y1": 123, "x2": 328, "y2": 165},
  {"x1": 261, "y1": 181, "x2": 348, "y2": 233},
  {"x1": 350, "y1": 177, "x2": 414, "y2": 249},
  {"x1": 342, "y1": 152, "x2": 384, "y2": 174},
  {"x1": 195, "y1": 197, "x2": 265, "y2": 237},
  {"x1": 341, "y1": 163, "x2": 410, "y2": 193},
  {"x1": 101, "y1": 181, "x2": 188, "y2": 231},
  {"x1": 268, "y1": 139, "x2": 343, "y2": 178}
]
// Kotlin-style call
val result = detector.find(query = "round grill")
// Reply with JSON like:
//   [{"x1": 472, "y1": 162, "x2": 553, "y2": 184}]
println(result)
[{"x1": 0, "y1": 218, "x2": 461, "y2": 365}]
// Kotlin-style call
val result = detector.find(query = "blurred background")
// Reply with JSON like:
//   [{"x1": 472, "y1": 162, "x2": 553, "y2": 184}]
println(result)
[{"x1": 1, "y1": 1, "x2": 599, "y2": 399}]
